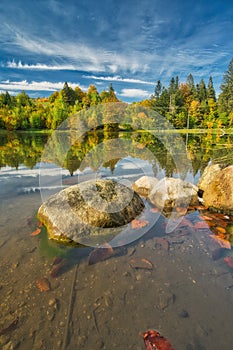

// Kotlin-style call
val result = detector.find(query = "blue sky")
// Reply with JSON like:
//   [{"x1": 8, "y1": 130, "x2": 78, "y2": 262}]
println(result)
[{"x1": 0, "y1": 0, "x2": 232, "y2": 102}]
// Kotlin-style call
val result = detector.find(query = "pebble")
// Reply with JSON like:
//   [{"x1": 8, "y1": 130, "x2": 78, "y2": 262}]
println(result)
[{"x1": 179, "y1": 309, "x2": 189, "y2": 318}]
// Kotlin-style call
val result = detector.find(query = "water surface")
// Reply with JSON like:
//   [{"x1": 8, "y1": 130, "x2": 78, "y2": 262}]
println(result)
[{"x1": 0, "y1": 130, "x2": 233, "y2": 350}]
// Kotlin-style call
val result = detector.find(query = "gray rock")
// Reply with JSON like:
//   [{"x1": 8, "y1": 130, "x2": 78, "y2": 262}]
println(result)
[
  {"x1": 200, "y1": 165, "x2": 233, "y2": 214},
  {"x1": 132, "y1": 176, "x2": 159, "y2": 197},
  {"x1": 148, "y1": 177, "x2": 199, "y2": 211},
  {"x1": 38, "y1": 179, "x2": 145, "y2": 245}
]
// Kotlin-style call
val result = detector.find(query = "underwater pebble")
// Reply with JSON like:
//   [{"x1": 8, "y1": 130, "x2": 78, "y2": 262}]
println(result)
[{"x1": 179, "y1": 309, "x2": 189, "y2": 318}]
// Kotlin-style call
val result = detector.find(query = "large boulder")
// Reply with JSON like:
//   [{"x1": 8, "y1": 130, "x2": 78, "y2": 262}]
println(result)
[
  {"x1": 38, "y1": 179, "x2": 145, "y2": 245},
  {"x1": 148, "y1": 177, "x2": 199, "y2": 211},
  {"x1": 198, "y1": 164, "x2": 222, "y2": 192},
  {"x1": 132, "y1": 176, "x2": 159, "y2": 197},
  {"x1": 199, "y1": 165, "x2": 233, "y2": 214}
]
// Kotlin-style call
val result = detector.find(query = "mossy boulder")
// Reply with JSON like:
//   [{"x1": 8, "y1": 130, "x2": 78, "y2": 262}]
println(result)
[{"x1": 38, "y1": 179, "x2": 145, "y2": 245}]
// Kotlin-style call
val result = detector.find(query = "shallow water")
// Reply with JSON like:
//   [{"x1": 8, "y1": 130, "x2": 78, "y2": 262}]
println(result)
[{"x1": 0, "y1": 131, "x2": 233, "y2": 350}]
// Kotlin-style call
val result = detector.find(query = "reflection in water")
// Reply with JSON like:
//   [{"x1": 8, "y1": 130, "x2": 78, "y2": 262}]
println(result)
[{"x1": 0, "y1": 130, "x2": 233, "y2": 349}]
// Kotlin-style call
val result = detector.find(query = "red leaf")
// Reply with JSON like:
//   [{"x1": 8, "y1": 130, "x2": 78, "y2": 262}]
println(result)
[
  {"x1": 155, "y1": 237, "x2": 169, "y2": 251},
  {"x1": 150, "y1": 207, "x2": 160, "y2": 213},
  {"x1": 209, "y1": 235, "x2": 231, "y2": 249},
  {"x1": 194, "y1": 221, "x2": 209, "y2": 229},
  {"x1": 36, "y1": 277, "x2": 51, "y2": 291},
  {"x1": 131, "y1": 219, "x2": 149, "y2": 229},
  {"x1": 129, "y1": 258, "x2": 153, "y2": 270},
  {"x1": 224, "y1": 256, "x2": 233, "y2": 268},
  {"x1": 142, "y1": 330, "x2": 174, "y2": 350},
  {"x1": 88, "y1": 243, "x2": 114, "y2": 265},
  {"x1": 30, "y1": 228, "x2": 41, "y2": 236}
]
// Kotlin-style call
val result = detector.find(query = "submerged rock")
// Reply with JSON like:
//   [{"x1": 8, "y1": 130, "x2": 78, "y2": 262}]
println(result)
[
  {"x1": 148, "y1": 177, "x2": 199, "y2": 211},
  {"x1": 38, "y1": 179, "x2": 145, "y2": 245},
  {"x1": 198, "y1": 165, "x2": 233, "y2": 214}
]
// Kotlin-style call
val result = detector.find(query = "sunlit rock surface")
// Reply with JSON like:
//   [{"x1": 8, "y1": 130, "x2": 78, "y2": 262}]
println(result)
[
  {"x1": 199, "y1": 165, "x2": 233, "y2": 214},
  {"x1": 38, "y1": 179, "x2": 145, "y2": 244},
  {"x1": 148, "y1": 177, "x2": 199, "y2": 211}
]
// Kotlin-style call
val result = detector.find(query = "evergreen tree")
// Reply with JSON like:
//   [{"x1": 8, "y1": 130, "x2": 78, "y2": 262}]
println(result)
[
  {"x1": 218, "y1": 58, "x2": 233, "y2": 114},
  {"x1": 154, "y1": 80, "x2": 162, "y2": 99},
  {"x1": 186, "y1": 74, "x2": 195, "y2": 94},
  {"x1": 61, "y1": 82, "x2": 76, "y2": 106},
  {"x1": 198, "y1": 79, "x2": 207, "y2": 102},
  {"x1": 207, "y1": 76, "x2": 216, "y2": 101}
]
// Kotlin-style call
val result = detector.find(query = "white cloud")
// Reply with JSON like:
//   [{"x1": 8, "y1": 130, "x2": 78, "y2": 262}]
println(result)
[
  {"x1": 5, "y1": 60, "x2": 79, "y2": 71},
  {"x1": 120, "y1": 88, "x2": 150, "y2": 98},
  {"x1": 9, "y1": 28, "x2": 148, "y2": 74},
  {"x1": 83, "y1": 75, "x2": 155, "y2": 85},
  {"x1": 0, "y1": 80, "x2": 86, "y2": 92}
]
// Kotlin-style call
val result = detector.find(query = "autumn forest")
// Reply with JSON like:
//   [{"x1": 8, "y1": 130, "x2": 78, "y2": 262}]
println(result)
[{"x1": 0, "y1": 58, "x2": 233, "y2": 131}]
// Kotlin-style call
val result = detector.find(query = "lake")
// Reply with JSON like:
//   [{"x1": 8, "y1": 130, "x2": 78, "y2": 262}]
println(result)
[{"x1": 0, "y1": 129, "x2": 233, "y2": 350}]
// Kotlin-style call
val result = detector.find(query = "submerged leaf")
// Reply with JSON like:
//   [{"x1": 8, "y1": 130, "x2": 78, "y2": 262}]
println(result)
[
  {"x1": 209, "y1": 235, "x2": 231, "y2": 249},
  {"x1": 88, "y1": 243, "x2": 114, "y2": 265},
  {"x1": 0, "y1": 317, "x2": 19, "y2": 336},
  {"x1": 131, "y1": 219, "x2": 149, "y2": 229},
  {"x1": 129, "y1": 258, "x2": 153, "y2": 270},
  {"x1": 155, "y1": 237, "x2": 169, "y2": 251},
  {"x1": 142, "y1": 329, "x2": 174, "y2": 350},
  {"x1": 36, "y1": 277, "x2": 51, "y2": 291},
  {"x1": 30, "y1": 228, "x2": 41, "y2": 236},
  {"x1": 224, "y1": 256, "x2": 233, "y2": 268}
]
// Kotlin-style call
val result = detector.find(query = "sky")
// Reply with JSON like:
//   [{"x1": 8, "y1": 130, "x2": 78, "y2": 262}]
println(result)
[{"x1": 0, "y1": 0, "x2": 232, "y2": 102}]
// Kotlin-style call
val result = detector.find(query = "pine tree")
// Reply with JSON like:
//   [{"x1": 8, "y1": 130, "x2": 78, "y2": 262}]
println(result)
[
  {"x1": 198, "y1": 79, "x2": 207, "y2": 102},
  {"x1": 154, "y1": 80, "x2": 162, "y2": 99},
  {"x1": 218, "y1": 58, "x2": 233, "y2": 114},
  {"x1": 186, "y1": 74, "x2": 195, "y2": 94},
  {"x1": 207, "y1": 76, "x2": 216, "y2": 101}
]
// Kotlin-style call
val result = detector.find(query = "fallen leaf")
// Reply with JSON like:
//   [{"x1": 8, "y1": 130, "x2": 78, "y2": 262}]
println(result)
[
  {"x1": 36, "y1": 277, "x2": 51, "y2": 291},
  {"x1": 141, "y1": 329, "x2": 174, "y2": 350},
  {"x1": 209, "y1": 235, "x2": 231, "y2": 250},
  {"x1": 175, "y1": 207, "x2": 187, "y2": 215},
  {"x1": 0, "y1": 317, "x2": 19, "y2": 336},
  {"x1": 30, "y1": 228, "x2": 41, "y2": 236},
  {"x1": 88, "y1": 243, "x2": 114, "y2": 265},
  {"x1": 131, "y1": 219, "x2": 149, "y2": 229},
  {"x1": 201, "y1": 215, "x2": 213, "y2": 221},
  {"x1": 194, "y1": 221, "x2": 209, "y2": 229},
  {"x1": 50, "y1": 262, "x2": 63, "y2": 278},
  {"x1": 177, "y1": 218, "x2": 194, "y2": 228},
  {"x1": 37, "y1": 221, "x2": 43, "y2": 228},
  {"x1": 194, "y1": 205, "x2": 208, "y2": 210},
  {"x1": 155, "y1": 237, "x2": 169, "y2": 251},
  {"x1": 216, "y1": 226, "x2": 226, "y2": 235},
  {"x1": 150, "y1": 207, "x2": 160, "y2": 213},
  {"x1": 224, "y1": 256, "x2": 233, "y2": 268},
  {"x1": 129, "y1": 258, "x2": 153, "y2": 270}
]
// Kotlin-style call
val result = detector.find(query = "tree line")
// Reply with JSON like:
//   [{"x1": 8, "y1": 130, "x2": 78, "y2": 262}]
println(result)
[
  {"x1": 139, "y1": 57, "x2": 233, "y2": 129},
  {"x1": 0, "y1": 58, "x2": 232, "y2": 130}
]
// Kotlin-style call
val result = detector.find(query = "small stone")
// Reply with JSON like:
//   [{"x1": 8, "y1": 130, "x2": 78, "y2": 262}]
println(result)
[
  {"x1": 179, "y1": 309, "x2": 189, "y2": 318},
  {"x1": 48, "y1": 298, "x2": 57, "y2": 307}
]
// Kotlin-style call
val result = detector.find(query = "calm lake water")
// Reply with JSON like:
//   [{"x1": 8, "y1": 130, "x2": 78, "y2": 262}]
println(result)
[{"x1": 0, "y1": 130, "x2": 233, "y2": 350}]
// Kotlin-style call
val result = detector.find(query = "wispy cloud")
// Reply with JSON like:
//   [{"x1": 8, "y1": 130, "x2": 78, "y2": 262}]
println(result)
[
  {"x1": 83, "y1": 75, "x2": 155, "y2": 85},
  {"x1": 120, "y1": 88, "x2": 150, "y2": 99},
  {"x1": 9, "y1": 28, "x2": 148, "y2": 74},
  {"x1": 0, "y1": 80, "x2": 86, "y2": 92},
  {"x1": 4, "y1": 60, "x2": 79, "y2": 71}
]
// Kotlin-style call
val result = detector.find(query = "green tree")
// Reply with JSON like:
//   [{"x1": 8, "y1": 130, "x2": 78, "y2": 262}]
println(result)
[
  {"x1": 207, "y1": 76, "x2": 216, "y2": 101},
  {"x1": 218, "y1": 58, "x2": 233, "y2": 114},
  {"x1": 154, "y1": 80, "x2": 162, "y2": 99}
]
